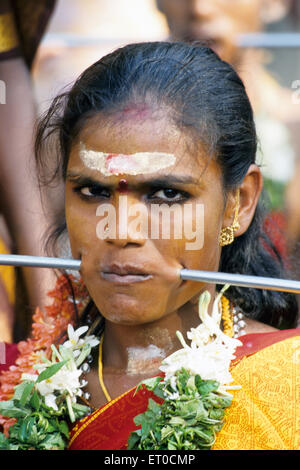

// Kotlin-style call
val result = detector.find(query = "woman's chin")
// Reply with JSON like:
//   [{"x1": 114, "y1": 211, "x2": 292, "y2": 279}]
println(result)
[
  {"x1": 94, "y1": 300, "x2": 166, "y2": 326},
  {"x1": 100, "y1": 312, "x2": 162, "y2": 326}
]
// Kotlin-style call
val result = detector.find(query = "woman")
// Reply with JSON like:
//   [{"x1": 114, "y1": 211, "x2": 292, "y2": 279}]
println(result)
[{"x1": 0, "y1": 42, "x2": 299, "y2": 450}]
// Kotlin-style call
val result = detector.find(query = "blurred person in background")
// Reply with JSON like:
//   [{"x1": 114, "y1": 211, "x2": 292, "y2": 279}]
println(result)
[
  {"x1": 0, "y1": 0, "x2": 57, "y2": 341},
  {"x1": 32, "y1": 0, "x2": 168, "y2": 112},
  {"x1": 157, "y1": 0, "x2": 300, "y2": 287},
  {"x1": 285, "y1": 0, "x2": 300, "y2": 280}
]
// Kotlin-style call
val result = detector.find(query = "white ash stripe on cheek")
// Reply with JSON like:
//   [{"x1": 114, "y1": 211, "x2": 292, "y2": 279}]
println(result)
[{"x1": 79, "y1": 142, "x2": 176, "y2": 176}]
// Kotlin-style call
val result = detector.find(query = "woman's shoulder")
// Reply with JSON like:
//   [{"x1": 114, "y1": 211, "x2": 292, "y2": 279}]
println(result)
[
  {"x1": 0, "y1": 342, "x2": 19, "y2": 373},
  {"x1": 215, "y1": 327, "x2": 300, "y2": 450},
  {"x1": 243, "y1": 318, "x2": 278, "y2": 335},
  {"x1": 235, "y1": 326, "x2": 300, "y2": 362}
]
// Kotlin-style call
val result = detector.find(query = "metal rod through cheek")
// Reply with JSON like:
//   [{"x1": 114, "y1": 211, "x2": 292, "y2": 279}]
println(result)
[
  {"x1": 180, "y1": 269, "x2": 300, "y2": 294},
  {"x1": 1, "y1": 254, "x2": 300, "y2": 294},
  {"x1": 0, "y1": 254, "x2": 81, "y2": 271}
]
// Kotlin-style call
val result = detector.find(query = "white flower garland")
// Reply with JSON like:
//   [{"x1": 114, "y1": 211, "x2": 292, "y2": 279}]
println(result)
[
  {"x1": 21, "y1": 325, "x2": 100, "y2": 423},
  {"x1": 159, "y1": 285, "x2": 243, "y2": 395}
]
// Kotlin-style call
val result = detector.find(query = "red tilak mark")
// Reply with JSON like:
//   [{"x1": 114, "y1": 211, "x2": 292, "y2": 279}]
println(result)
[
  {"x1": 104, "y1": 153, "x2": 118, "y2": 174},
  {"x1": 105, "y1": 153, "x2": 132, "y2": 175},
  {"x1": 117, "y1": 179, "x2": 130, "y2": 193},
  {"x1": 105, "y1": 153, "x2": 116, "y2": 161},
  {"x1": 122, "y1": 104, "x2": 151, "y2": 120},
  {"x1": 106, "y1": 153, "x2": 131, "y2": 162}
]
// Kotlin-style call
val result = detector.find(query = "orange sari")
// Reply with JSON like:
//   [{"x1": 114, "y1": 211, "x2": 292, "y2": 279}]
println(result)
[{"x1": 69, "y1": 328, "x2": 300, "y2": 451}]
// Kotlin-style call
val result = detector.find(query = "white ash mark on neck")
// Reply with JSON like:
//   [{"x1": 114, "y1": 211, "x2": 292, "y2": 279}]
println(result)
[{"x1": 127, "y1": 344, "x2": 166, "y2": 375}]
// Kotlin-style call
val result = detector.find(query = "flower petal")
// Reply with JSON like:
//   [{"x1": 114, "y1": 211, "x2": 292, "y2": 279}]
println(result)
[
  {"x1": 74, "y1": 326, "x2": 89, "y2": 338},
  {"x1": 67, "y1": 324, "x2": 75, "y2": 339},
  {"x1": 45, "y1": 393, "x2": 58, "y2": 411}
]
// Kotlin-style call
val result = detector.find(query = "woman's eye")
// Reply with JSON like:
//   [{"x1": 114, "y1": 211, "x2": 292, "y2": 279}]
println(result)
[
  {"x1": 75, "y1": 186, "x2": 111, "y2": 199},
  {"x1": 149, "y1": 188, "x2": 188, "y2": 202}
]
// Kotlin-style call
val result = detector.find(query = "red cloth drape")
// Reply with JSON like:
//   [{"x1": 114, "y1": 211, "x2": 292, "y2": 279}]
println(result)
[
  {"x1": 68, "y1": 328, "x2": 300, "y2": 450},
  {"x1": 0, "y1": 342, "x2": 19, "y2": 372},
  {"x1": 1, "y1": 329, "x2": 299, "y2": 449}
]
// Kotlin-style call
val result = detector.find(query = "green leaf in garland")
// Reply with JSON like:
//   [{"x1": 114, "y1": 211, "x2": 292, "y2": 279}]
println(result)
[
  {"x1": 19, "y1": 381, "x2": 35, "y2": 407},
  {"x1": 195, "y1": 376, "x2": 219, "y2": 396},
  {"x1": 57, "y1": 419, "x2": 70, "y2": 439},
  {"x1": 36, "y1": 360, "x2": 67, "y2": 383},
  {"x1": 14, "y1": 380, "x2": 35, "y2": 400},
  {"x1": 128, "y1": 368, "x2": 233, "y2": 450},
  {"x1": 127, "y1": 431, "x2": 141, "y2": 450},
  {"x1": 38, "y1": 432, "x2": 67, "y2": 450},
  {"x1": 134, "y1": 376, "x2": 163, "y2": 396},
  {"x1": 0, "y1": 432, "x2": 10, "y2": 449},
  {"x1": 30, "y1": 389, "x2": 41, "y2": 411},
  {"x1": 0, "y1": 400, "x2": 28, "y2": 418}
]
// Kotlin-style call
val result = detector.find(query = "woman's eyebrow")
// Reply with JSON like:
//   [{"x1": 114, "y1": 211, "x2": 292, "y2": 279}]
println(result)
[
  {"x1": 66, "y1": 172, "x2": 200, "y2": 188},
  {"x1": 66, "y1": 172, "x2": 112, "y2": 188},
  {"x1": 144, "y1": 176, "x2": 200, "y2": 187}
]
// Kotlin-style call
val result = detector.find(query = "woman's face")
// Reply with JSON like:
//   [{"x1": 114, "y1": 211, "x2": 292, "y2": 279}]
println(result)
[
  {"x1": 159, "y1": 0, "x2": 264, "y2": 64},
  {"x1": 65, "y1": 112, "x2": 226, "y2": 326}
]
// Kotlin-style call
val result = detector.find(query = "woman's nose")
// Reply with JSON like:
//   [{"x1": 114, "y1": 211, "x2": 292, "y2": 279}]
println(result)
[
  {"x1": 189, "y1": 0, "x2": 219, "y2": 19},
  {"x1": 98, "y1": 194, "x2": 148, "y2": 248}
]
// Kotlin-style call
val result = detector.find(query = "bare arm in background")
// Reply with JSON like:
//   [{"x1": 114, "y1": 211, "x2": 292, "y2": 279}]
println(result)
[{"x1": 0, "y1": 57, "x2": 56, "y2": 319}]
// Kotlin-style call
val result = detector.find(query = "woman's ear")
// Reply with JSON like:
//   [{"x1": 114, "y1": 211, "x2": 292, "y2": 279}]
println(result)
[
  {"x1": 222, "y1": 164, "x2": 263, "y2": 237},
  {"x1": 260, "y1": 0, "x2": 291, "y2": 24}
]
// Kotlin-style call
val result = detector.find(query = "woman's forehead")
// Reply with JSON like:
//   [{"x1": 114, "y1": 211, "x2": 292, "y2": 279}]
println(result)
[
  {"x1": 78, "y1": 143, "x2": 177, "y2": 177},
  {"x1": 68, "y1": 143, "x2": 220, "y2": 191},
  {"x1": 72, "y1": 114, "x2": 211, "y2": 174}
]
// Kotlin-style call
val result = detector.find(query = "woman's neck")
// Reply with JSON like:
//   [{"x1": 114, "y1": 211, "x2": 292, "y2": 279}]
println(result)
[{"x1": 101, "y1": 285, "x2": 216, "y2": 376}]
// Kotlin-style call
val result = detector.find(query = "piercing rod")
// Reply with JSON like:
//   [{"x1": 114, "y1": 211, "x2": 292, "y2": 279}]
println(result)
[
  {"x1": 1, "y1": 254, "x2": 300, "y2": 294},
  {"x1": 180, "y1": 269, "x2": 300, "y2": 294},
  {"x1": 44, "y1": 32, "x2": 300, "y2": 49},
  {"x1": 0, "y1": 254, "x2": 81, "y2": 271}
]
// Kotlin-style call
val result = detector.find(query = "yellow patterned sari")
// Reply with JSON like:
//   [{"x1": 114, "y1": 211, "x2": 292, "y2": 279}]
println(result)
[{"x1": 69, "y1": 329, "x2": 300, "y2": 450}]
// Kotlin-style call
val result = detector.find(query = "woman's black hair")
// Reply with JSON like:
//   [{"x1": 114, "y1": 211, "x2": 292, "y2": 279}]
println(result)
[{"x1": 35, "y1": 41, "x2": 298, "y2": 329}]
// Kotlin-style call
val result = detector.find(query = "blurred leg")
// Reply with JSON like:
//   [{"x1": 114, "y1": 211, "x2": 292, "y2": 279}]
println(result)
[
  {"x1": 0, "y1": 57, "x2": 57, "y2": 319},
  {"x1": 0, "y1": 277, "x2": 13, "y2": 343}
]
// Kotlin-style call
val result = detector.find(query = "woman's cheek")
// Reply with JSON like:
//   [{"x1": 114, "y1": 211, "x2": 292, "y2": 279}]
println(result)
[
  {"x1": 65, "y1": 198, "x2": 99, "y2": 259},
  {"x1": 179, "y1": 199, "x2": 223, "y2": 271}
]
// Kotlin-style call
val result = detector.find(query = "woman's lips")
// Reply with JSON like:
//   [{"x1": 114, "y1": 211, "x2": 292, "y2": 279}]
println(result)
[
  {"x1": 98, "y1": 261, "x2": 182, "y2": 285},
  {"x1": 100, "y1": 272, "x2": 153, "y2": 284},
  {"x1": 100, "y1": 262, "x2": 153, "y2": 284}
]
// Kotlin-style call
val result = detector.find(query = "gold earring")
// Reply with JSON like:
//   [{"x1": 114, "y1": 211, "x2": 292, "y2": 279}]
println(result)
[{"x1": 219, "y1": 189, "x2": 240, "y2": 247}]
